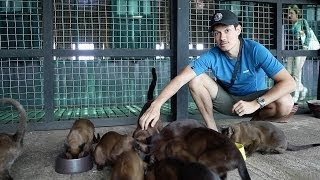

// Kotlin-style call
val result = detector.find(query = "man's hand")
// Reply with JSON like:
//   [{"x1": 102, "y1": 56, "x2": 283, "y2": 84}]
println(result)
[
  {"x1": 206, "y1": 121, "x2": 218, "y2": 132},
  {"x1": 139, "y1": 103, "x2": 161, "y2": 130},
  {"x1": 232, "y1": 100, "x2": 259, "y2": 116}
]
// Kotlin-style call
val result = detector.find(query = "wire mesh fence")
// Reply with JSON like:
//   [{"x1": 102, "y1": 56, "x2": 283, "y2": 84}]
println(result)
[
  {"x1": 53, "y1": 57, "x2": 170, "y2": 120},
  {"x1": 0, "y1": 0, "x2": 319, "y2": 127}
]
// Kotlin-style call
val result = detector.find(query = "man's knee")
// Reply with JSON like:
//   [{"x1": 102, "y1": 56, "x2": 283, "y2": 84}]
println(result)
[
  {"x1": 275, "y1": 95, "x2": 295, "y2": 116},
  {"x1": 189, "y1": 74, "x2": 219, "y2": 100},
  {"x1": 188, "y1": 74, "x2": 205, "y2": 91},
  {"x1": 188, "y1": 77, "x2": 199, "y2": 90}
]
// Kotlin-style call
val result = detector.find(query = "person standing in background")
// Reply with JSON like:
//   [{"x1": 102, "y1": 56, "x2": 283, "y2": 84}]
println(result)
[{"x1": 286, "y1": 5, "x2": 311, "y2": 102}]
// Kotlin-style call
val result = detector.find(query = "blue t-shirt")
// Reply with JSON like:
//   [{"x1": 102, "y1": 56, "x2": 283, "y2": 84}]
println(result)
[{"x1": 189, "y1": 39, "x2": 284, "y2": 96}]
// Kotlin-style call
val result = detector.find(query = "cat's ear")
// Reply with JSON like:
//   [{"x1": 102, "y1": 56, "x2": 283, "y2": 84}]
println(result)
[
  {"x1": 220, "y1": 126, "x2": 234, "y2": 137},
  {"x1": 79, "y1": 143, "x2": 85, "y2": 151},
  {"x1": 93, "y1": 133, "x2": 100, "y2": 143},
  {"x1": 64, "y1": 142, "x2": 70, "y2": 150},
  {"x1": 220, "y1": 126, "x2": 229, "y2": 134},
  {"x1": 227, "y1": 126, "x2": 235, "y2": 137}
]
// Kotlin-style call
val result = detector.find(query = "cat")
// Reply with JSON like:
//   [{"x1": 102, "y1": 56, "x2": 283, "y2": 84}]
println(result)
[
  {"x1": 111, "y1": 149, "x2": 145, "y2": 180},
  {"x1": 65, "y1": 118, "x2": 99, "y2": 159},
  {"x1": 145, "y1": 157, "x2": 220, "y2": 180},
  {"x1": 93, "y1": 131, "x2": 135, "y2": 170},
  {"x1": 146, "y1": 119, "x2": 205, "y2": 162},
  {"x1": 133, "y1": 68, "x2": 163, "y2": 151},
  {"x1": 0, "y1": 98, "x2": 27, "y2": 180},
  {"x1": 221, "y1": 121, "x2": 320, "y2": 156},
  {"x1": 164, "y1": 127, "x2": 251, "y2": 180}
]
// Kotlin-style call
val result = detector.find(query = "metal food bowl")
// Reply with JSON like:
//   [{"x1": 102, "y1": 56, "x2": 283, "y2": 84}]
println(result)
[
  {"x1": 55, "y1": 152, "x2": 93, "y2": 174},
  {"x1": 307, "y1": 100, "x2": 320, "y2": 119},
  {"x1": 235, "y1": 143, "x2": 246, "y2": 161}
]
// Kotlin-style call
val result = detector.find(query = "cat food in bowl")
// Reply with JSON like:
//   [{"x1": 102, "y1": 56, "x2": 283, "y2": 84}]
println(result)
[
  {"x1": 235, "y1": 143, "x2": 246, "y2": 161},
  {"x1": 55, "y1": 152, "x2": 93, "y2": 174},
  {"x1": 307, "y1": 100, "x2": 320, "y2": 118}
]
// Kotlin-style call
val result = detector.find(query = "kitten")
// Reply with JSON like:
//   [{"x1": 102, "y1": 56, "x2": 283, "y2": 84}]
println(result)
[
  {"x1": 146, "y1": 119, "x2": 205, "y2": 163},
  {"x1": 111, "y1": 149, "x2": 145, "y2": 180},
  {"x1": 133, "y1": 68, "x2": 162, "y2": 151},
  {"x1": 164, "y1": 127, "x2": 251, "y2": 180},
  {"x1": 65, "y1": 118, "x2": 98, "y2": 159},
  {"x1": 221, "y1": 121, "x2": 320, "y2": 156},
  {"x1": 93, "y1": 131, "x2": 135, "y2": 170},
  {"x1": 0, "y1": 98, "x2": 27, "y2": 180},
  {"x1": 145, "y1": 157, "x2": 220, "y2": 180}
]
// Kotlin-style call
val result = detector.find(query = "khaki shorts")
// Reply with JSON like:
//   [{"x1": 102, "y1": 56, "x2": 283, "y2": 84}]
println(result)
[{"x1": 213, "y1": 84, "x2": 267, "y2": 116}]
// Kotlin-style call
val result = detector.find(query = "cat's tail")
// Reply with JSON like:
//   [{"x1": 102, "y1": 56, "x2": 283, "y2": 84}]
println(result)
[
  {"x1": 0, "y1": 98, "x2": 27, "y2": 143},
  {"x1": 237, "y1": 156, "x2": 251, "y2": 180},
  {"x1": 287, "y1": 143, "x2": 320, "y2": 151},
  {"x1": 147, "y1": 68, "x2": 157, "y2": 101}
]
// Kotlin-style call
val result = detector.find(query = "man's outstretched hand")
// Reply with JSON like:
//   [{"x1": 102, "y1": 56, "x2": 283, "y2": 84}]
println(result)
[{"x1": 139, "y1": 104, "x2": 161, "y2": 130}]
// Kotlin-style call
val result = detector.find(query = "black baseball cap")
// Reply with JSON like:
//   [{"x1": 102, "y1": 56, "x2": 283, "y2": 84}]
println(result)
[{"x1": 209, "y1": 10, "x2": 239, "y2": 32}]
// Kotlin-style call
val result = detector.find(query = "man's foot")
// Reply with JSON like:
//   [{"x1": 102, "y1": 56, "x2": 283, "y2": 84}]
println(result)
[
  {"x1": 271, "y1": 103, "x2": 298, "y2": 123},
  {"x1": 250, "y1": 103, "x2": 299, "y2": 123}
]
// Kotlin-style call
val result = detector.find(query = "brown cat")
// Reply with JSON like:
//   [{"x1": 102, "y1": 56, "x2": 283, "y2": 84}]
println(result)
[
  {"x1": 0, "y1": 98, "x2": 27, "y2": 180},
  {"x1": 65, "y1": 118, "x2": 98, "y2": 159},
  {"x1": 164, "y1": 127, "x2": 251, "y2": 180},
  {"x1": 93, "y1": 131, "x2": 135, "y2": 170},
  {"x1": 111, "y1": 149, "x2": 145, "y2": 180},
  {"x1": 133, "y1": 67, "x2": 163, "y2": 145},
  {"x1": 221, "y1": 121, "x2": 320, "y2": 156},
  {"x1": 145, "y1": 119, "x2": 205, "y2": 162},
  {"x1": 145, "y1": 157, "x2": 220, "y2": 180}
]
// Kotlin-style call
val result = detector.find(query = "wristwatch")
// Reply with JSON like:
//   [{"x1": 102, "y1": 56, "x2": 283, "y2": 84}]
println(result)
[{"x1": 256, "y1": 97, "x2": 266, "y2": 109}]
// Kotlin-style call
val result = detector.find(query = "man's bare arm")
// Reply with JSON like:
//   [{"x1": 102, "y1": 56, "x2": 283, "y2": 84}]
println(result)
[
  {"x1": 232, "y1": 68, "x2": 296, "y2": 115},
  {"x1": 139, "y1": 66, "x2": 197, "y2": 130},
  {"x1": 257, "y1": 68, "x2": 296, "y2": 105}
]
